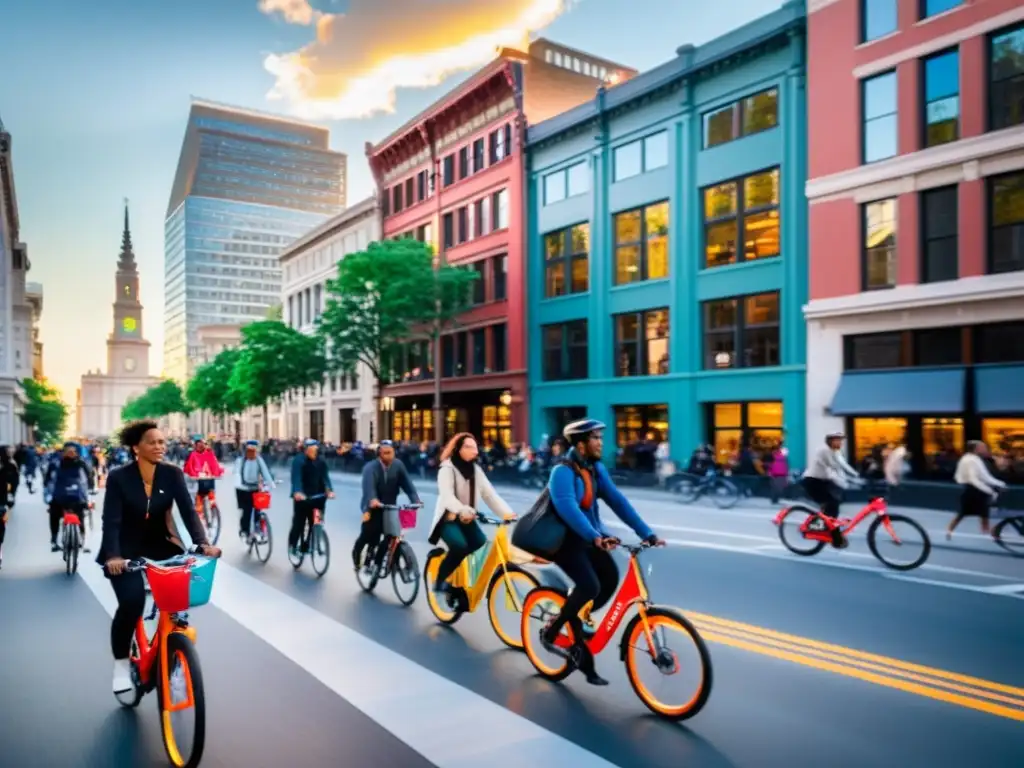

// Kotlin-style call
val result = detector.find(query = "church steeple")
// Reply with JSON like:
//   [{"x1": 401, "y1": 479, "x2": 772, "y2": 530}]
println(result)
[{"x1": 118, "y1": 199, "x2": 137, "y2": 272}]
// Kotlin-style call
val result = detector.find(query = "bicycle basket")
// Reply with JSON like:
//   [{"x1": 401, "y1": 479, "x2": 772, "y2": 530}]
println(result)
[
  {"x1": 147, "y1": 558, "x2": 218, "y2": 613},
  {"x1": 62, "y1": 512, "x2": 81, "y2": 526},
  {"x1": 252, "y1": 491, "x2": 271, "y2": 510},
  {"x1": 398, "y1": 507, "x2": 418, "y2": 530}
]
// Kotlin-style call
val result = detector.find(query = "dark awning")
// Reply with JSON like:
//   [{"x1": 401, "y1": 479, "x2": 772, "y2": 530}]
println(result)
[
  {"x1": 829, "y1": 369, "x2": 966, "y2": 416},
  {"x1": 975, "y1": 365, "x2": 1024, "y2": 414}
]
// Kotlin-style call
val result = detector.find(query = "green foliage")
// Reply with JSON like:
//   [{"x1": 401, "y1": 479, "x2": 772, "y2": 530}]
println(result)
[
  {"x1": 121, "y1": 379, "x2": 190, "y2": 421},
  {"x1": 228, "y1": 320, "x2": 326, "y2": 410},
  {"x1": 318, "y1": 239, "x2": 476, "y2": 383},
  {"x1": 21, "y1": 378, "x2": 68, "y2": 443},
  {"x1": 187, "y1": 348, "x2": 244, "y2": 416}
]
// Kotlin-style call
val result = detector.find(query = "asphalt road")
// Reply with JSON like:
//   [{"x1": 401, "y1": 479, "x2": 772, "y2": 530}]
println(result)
[{"x1": 1, "y1": 469, "x2": 1022, "y2": 768}]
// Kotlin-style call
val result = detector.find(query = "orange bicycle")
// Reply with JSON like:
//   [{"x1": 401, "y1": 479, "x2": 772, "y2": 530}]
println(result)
[
  {"x1": 192, "y1": 476, "x2": 221, "y2": 545},
  {"x1": 112, "y1": 549, "x2": 219, "y2": 768},
  {"x1": 520, "y1": 540, "x2": 712, "y2": 720}
]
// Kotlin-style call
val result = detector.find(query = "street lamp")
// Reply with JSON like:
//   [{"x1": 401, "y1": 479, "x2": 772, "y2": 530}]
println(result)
[{"x1": 499, "y1": 390, "x2": 512, "y2": 407}]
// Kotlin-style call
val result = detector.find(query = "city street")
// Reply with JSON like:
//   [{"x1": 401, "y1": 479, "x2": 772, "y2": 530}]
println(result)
[{"x1": 1, "y1": 471, "x2": 1022, "y2": 768}]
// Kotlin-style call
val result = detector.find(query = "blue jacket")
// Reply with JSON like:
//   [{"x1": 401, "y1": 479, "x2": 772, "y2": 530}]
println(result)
[
  {"x1": 46, "y1": 459, "x2": 94, "y2": 505},
  {"x1": 290, "y1": 455, "x2": 333, "y2": 498},
  {"x1": 548, "y1": 449, "x2": 654, "y2": 543}
]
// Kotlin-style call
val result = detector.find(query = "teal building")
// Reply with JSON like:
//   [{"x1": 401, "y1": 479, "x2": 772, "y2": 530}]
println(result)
[{"x1": 525, "y1": 1, "x2": 809, "y2": 469}]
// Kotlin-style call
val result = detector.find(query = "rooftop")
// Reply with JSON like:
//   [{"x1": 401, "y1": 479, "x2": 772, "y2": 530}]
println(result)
[
  {"x1": 189, "y1": 97, "x2": 330, "y2": 133},
  {"x1": 279, "y1": 196, "x2": 377, "y2": 263}
]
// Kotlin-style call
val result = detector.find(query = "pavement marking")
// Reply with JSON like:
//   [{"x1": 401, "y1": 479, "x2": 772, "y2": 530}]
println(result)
[
  {"x1": 980, "y1": 583, "x2": 1024, "y2": 595},
  {"x1": 684, "y1": 611, "x2": 1024, "y2": 722}
]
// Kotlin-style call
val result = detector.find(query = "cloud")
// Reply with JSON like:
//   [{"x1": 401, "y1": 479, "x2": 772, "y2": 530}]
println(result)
[
  {"x1": 258, "y1": 0, "x2": 320, "y2": 25},
  {"x1": 262, "y1": 0, "x2": 572, "y2": 120}
]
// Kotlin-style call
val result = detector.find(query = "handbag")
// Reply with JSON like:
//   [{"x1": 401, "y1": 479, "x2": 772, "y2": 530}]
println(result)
[{"x1": 510, "y1": 487, "x2": 566, "y2": 560}]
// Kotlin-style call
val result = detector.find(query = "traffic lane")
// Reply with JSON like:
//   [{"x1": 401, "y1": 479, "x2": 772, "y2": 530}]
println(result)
[
  {"x1": 0, "y1": 508, "x2": 432, "y2": 768},
  {"x1": 229, "y1": 499, "x2": 1024, "y2": 767}
]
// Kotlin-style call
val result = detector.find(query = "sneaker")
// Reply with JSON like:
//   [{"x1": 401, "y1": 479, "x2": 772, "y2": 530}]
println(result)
[
  {"x1": 112, "y1": 659, "x2": 133, "y2": 694},
  {"x1": 51, "y1": 543, "x2": 60, "y2": 552}
]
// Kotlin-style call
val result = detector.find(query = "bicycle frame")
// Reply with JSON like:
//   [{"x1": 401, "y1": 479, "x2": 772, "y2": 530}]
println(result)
[
  {"x1": 447, "y1": 525, "x2": 521, "y2": 613},
  {"x1": 774, "y1": 496, "x2": 899, "y2": 543},
  {"x1": 131, "y1": 589, "x2": 197, "y2": 714},
  {"x1": 194, "y1": 488, "x2": 216, "y2": 514}
]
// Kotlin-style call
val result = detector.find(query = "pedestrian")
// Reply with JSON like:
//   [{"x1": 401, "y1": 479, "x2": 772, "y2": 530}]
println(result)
[
  {"x1": 768, "y1": 441, "x2": 790, "y2": 504},
  {"x1": 948, "y1": 441, "x2": 1006, "y2": 540}
]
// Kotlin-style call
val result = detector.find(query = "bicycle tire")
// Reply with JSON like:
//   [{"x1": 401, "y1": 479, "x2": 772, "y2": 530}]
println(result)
[
  {"x1": 70, "y1": 528, "x2": 79, "y2": 575},
  {"x1": 206, "y1": 504, "x2": 221, "y2": 546},
  {"x1": 423, "y1": 548, "x2": 463, "y2": 625},
  {"x1": 776, "y1": 504, "x2": 827, "y2": 556},
  {"x1": 159, "y1": 631, "x2": 206, "y2": 768},
  {"x1": 867, "y1": 514, "x2": 931, "y2": 571},
  {"x1": 710, "y1": 479, "x2": 740, "y2": 509},
  {"x1": 672, "y1": 476, "x2": 700, "y2": 504},
  {"x1": 993, "y1": 516, "x2": 1024, "y2": 556},
  {"x1": 288, "y1": 522, "x2": 307, "y2": 569},
  {"x1": 622, "y1": 606, "x2": 713, "y2": 721},
  {"x1": 115, "y1": 636, "x2": 144, "y2": 708},
  {"x1": 486, "y1": 564, "x2": 539, "y2": 650},
  {"x1": 310, "y1": 525, "x2": 330, "y2": 577},
  {"x1": 355, "y1": 545, "x2": 380, "y2": 592},
  {"x1": 254, "y1": 513, "x2": 272, "y2": 564},
  {"x1": 520, "y1": 587, "x2": 574, "y2": 682},
  {"x1": 391, "y1": 541, "x2": 420, "y2": 607}
]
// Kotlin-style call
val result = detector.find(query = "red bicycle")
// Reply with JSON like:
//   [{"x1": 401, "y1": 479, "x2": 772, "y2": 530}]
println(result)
[{"x1": 773, "y1": 496, "x2": 931, "y2": 571}]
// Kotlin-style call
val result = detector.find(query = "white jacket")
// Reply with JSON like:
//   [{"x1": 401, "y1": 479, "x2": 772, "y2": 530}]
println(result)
[
  {"x1": 431, "y1": 460, "x2": 513, "y2": 535},
  {"x1": 954, "y1": 453, "x2": 1006, "y2": 495}
]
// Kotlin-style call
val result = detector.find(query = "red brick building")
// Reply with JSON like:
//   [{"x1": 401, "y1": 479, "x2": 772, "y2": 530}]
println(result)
[
  {"x1": 804, "y1": 0, "x2": 1024, "y2": 479},
  {"x1": 367, "y1": 39, "x2": 635, "y2": 447}
]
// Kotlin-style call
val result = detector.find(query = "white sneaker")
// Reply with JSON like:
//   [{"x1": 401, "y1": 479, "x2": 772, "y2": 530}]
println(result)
[{"x1": 112, "y1": 659, "x2": 133, "y2": 694}]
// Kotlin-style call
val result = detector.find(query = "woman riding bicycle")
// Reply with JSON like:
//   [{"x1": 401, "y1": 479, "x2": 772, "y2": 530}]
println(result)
[
  {"x1": 540, "y1": 419, "x2": 663, "y2": 686},
  {"x1": 801, "y1": 432, "x2": 861, "y2": 548},
  {"x1": 97, "y1": 420, "x2": 221, "y2": 696},
  {"x1": 428, "y1": 432, "x2": 516, "y2": 594}
]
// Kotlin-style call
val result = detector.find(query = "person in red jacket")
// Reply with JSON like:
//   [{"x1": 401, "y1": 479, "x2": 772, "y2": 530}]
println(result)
[{"x1": 182, "y1": 435, "x2": 223, "y2": 513}]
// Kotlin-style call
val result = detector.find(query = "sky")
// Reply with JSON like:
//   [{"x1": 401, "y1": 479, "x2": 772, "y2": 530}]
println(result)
[{"x1": 0, "y1": 0, "x2": 783, "y2": 413}]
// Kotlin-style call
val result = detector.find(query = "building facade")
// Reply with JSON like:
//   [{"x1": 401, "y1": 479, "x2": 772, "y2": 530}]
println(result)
[
  {"x1": 805, "y1": 0, "x2": 1024, "y2": 480},
  {"x1": 163, "y1": 99, "x2": 346, "y2": 384},
  {"x1": 192, "y1": 323, "x2": 242, "y2": 439},
  {"x1": 26, "y1": 281, "x2": 42, "y2": 379},
  {"x1": 78, "y1": 206, "x2": 161, "y2": 439},
  {"x1": 368, "y1": 39, "x2": 636, "y2": 447},
  {"x1": 527, "y1": 2, "x2": 808, "y2": 469},
  {"x1": 276, "y1": 196, "x2": 377, "y2": 443}
]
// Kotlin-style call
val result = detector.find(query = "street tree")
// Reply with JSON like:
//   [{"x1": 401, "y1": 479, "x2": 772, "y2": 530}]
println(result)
[
  {"x1": 186, "y1": 348, "x2": 244, "y2": 418},
  {"x1": 318, "y1": 238, "x2": 476, "y2": 441},
  {"x1": 121, "y1": 379, "x2": 190, "y2": 421},
  {"x1": 21, "y1": 378, "x2": 69, "y2": 443},
  {"x1": 228, "y1": 320, "x2": 326, "y2": 436}
]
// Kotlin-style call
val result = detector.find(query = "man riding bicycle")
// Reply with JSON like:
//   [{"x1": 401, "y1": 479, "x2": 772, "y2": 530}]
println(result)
[
  {"x1": 353, "y1": 439, "x2": 421, "y2": 573},
  {"x1": 289, "y1": 439, "x2": 334, "y2": 558},
  {"x1": 234, "y1": 440, "x2": 275, "y2": 539},
  {"x1": 183, "y1": 435, "x2": 223, "y2": 505},
  {"x1": 801, "y1": 432, "x2": 861, "y2": 548},
  {"x1": 44, "y1": 442, "x2": 95, "y2": 553}
]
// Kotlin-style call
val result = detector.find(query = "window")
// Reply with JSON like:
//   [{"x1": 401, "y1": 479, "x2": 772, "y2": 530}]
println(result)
[
  {"x1": 921, "y1": 0, "x2": 962, "y2": 19},
  {"x1": 544, "y1": 171, "x2": 567, "y2": 204},
  {"x1": 851, "y1": 418, "x2": 906, "y2": 462},
  {"x1": 613, "y1": 201, "x2": 669, "y2": 284},
  {"x1": 470, "y1": 260, "x2": 486, "y2": 305},
  {"x1": 442, "y1": 155, "x2": 455, "y2": 187},
  {"x1": 457, "y1": 207, "x2": 468, "y2": 244},
  {"x1": 442, "y1": 212, "x2": 454, "y2": 249},
  {"x1": 708, "y1": 402, "x2": 784, "y2": 463},
  {"x1": 491, "y1": 323, "x2": 507, "y2": 372},
  {"x1": 921, "y1": 186, "x2": 958, "y2": 283},
  {"x1": 922, "y1": 418, "x2": 965, "y2": 473},
  {"x1": 543, "y1": 161, "x2": 589, "y2": 205},
  {"x1": 614, "y1": 405, "x2": 669, "y2": 453},
  {"x1": 493, "y1": 189, "x2": 509, "y2": 230},
  {"x1": 471, "y1": 329, "x2": 486, "y2": 374},
  {"x1": 381, "y1": 191, "x2": 390, "y2": 217},
  {"x1": 703, "y1": 168, "x2": 780, "y2": 268},
  {"x1": 613, "y1": 141, "x2": 642, "y2": 181},
  {"x1": 846, "y1": 332, "x2": 903, "y2": 369},
  {"x1": 489, "y1": 124, "x2": 511, "y2": 163},
  {"x1": 417, "y1": 170, "x2": 428, "y2": 201},
  {"x1": 393, "y1": 184, "x2": 403, "y2": 213},
  {"x1": 703, "y1": 89, "x2": 779, "y2": 148},
  {"x1": 863, "y1": 71, "x2": 898, "y2": 162},
  {"x1": 614, "y1": 309, "x2": 669, "y2": 377},
  {"x1": 861, "y1": 0, "x2": 897, "y2": 43},
  {"x1": 914, "y1": 327, "x2": 962, "y2": 365},
  {"x1": 923, "y1": 49, "x2": 960, "y2": 147},
  {"x1": 982, "y1": 419, "x2": 1024, "y2": 483},
  {"x1": 474, "y1": 196, "x2": 490, "y2": 238},
  {"x1": 990, "y1": 25, "x2": 1024, "y2": 131},
  {"x1": 702, "y1": 292, "x2": 780, "y2": 369},
  {"x1": 472, "y1": 138, "x2": 485, "y2": 172},
  {"x1": 458, "y1": 146, "x2": 470, "y2": 179},
  {"x1": 542, "y1": 320, "x2": 588, "y2": 380},
  {"x1": 482, "y1": 405, "x2": 512, "y2": 448},
  {"x1": 643, "y1": 132, "x2": 668, "y2": 170},
  {"x1": 567, "y1": 162, "x2": 588, "y2": 197},
  {"x1": 989, "y1": 171, "x2": 1024, "y2": 274},
  {"x1": 493, "y1": 255, "x2": 507, "y2": 300},
  {"x1": 405, "y1": 178, "x2": 414, "y2": 207},
  {"x1": 862, "y1": 198, "x2": 897, "y2": 289},
  {"x1": 975, "y1": 321, "x2": 1024, "y2": 363},
  {"x1": 544, "y1": 223, "x2": 589, "y2": 297}
]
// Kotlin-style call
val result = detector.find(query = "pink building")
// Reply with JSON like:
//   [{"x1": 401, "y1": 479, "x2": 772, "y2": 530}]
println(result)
[{"x1": 804, "y1": 0, "x2": 1024, "y2": 481}]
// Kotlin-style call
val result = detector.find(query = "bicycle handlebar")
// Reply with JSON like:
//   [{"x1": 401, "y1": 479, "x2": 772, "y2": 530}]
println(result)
[
  {"x1": 119, "y1": 546, "x2": 213, "y2": 574},
  {"x1": 476, "y1": 511, "x2": 515, "y2": 526},
  {"x1": 594, "y1": 537, "x2": 658, "y2": 555},
  {"x1": 379, "y1": 502, "x2": 424, "y2": 510}
]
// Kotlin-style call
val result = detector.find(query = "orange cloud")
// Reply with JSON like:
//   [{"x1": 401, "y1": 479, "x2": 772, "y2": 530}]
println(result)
[
  {"x1": 258, "y1": 0, "x2": 320, "y2": 25},
  {"x1": 262, "y1": 0, "x2": 572, "y2": 120}
]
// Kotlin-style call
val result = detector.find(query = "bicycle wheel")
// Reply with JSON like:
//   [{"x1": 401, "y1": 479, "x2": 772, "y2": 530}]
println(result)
[
  {"x1": 391, "y1": 541, "x2": 420, "y2": 606},
  {"x1": 776, "y1": 504, "x2": 827, "y2": 556},
  {"x1": 993, "y1": 516, "x2": 1024, "y2": 556},
  {"x1": 867, "y1": 514, "x2": 931, "y2": 571},
  {"x1": 486, "y1": 565, "x2": 539, "y2": 649},
  {"x1": 622, "y1": 606, "x2": 712, "y2": 721},
  {"x1": 253, "y1": 513, "x2": 272, "y2": 564},
  {"x1": 710, "y1": 479, "x2": 740, "y2": 509},
  {"x1": 288, "y1": 523, "x2": 307, "y2": 569},
  {"x1": 206, "y1": 504, "x2": 221, "y2": 545},
  {"x1": 115, "y1": 636, "x2": 144, "y2": 708},
  {"x1": 423, "y1": 548, "x2": 463, "y2": 625},
  {"x1": 159, "y1": 631, "x2": 206, "y2": 768},
  {"x1": 520, "y1": 587, "x2": 575, "y2": 682},
  {"x1": 70, "y1": 528, "x2": 80, "y2": 575},
  {"x1": 310, "y1": 525, "x2": 330, "y2": 577},
  {"x1": 671, "y1": 476, "x2": 699, "y2": 504}
]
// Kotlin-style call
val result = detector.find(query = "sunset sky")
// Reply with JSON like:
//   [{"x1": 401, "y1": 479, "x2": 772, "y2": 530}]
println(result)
[{"x1": 0, "y1": 0, "x2": 782, "y2": 412}]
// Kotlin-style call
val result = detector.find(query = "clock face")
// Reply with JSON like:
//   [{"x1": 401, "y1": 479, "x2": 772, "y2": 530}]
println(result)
[
  {"x1": 123, "y1": 317, "x2": 137, "y2": 333},
  {"x1": 124, "y1": 357, "x2": 136, "y2": 372}
]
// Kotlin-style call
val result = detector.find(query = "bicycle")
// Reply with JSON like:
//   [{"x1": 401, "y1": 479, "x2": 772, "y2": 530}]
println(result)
[
  {"x1": 669, "y1": 468, "x2": 739, "y2": 509},
  {"x1": 355, "y1": 503, "x2": 423, "y2": 606},
  {"x1": 112, "y1": 549, "x2": 218, "y2": 768},
  {"x1": 774, "y1": 494, "x2": 931, "y2": 571},
  {"x1": 242, "y1": 486, "x2": 273, "y2": 564},
  {"x1": 424, "y1": 512, "x2": 539, "y2": 649},
  {"x1": 990, "y1": 490, "x2": 1023, "y2": 557},
  {"x1": 191, "y1": 476, "x2": 221, "y2": 545},
  {"x1": 60, "y1": 502, "x2": 93, "y2": 575},
  {"x1": 288, "y1": 493, "x2": 330, "y2": 576},
  {"x1": 520, "y1": 540, "x2": 712, "y2": 719}
]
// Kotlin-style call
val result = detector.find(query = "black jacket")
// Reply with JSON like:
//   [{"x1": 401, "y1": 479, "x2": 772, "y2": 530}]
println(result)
[
  {"x1": 359, "y1": 459, "x2": 420, "y2": 512},
  {"x1": 96, "y1": 461, "x2": 209, "y2": 564}
]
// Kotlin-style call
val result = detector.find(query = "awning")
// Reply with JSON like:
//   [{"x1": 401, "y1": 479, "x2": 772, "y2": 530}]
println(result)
[
  {"x1": 975, "y1": 365, "x2": 1024, "y2": 414},
  {"x1": 828, "y1": 368, "x2": 966, "y2": 416}
]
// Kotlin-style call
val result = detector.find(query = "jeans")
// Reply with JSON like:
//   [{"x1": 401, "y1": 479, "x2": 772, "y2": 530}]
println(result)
[
  {"x1": 351, "y1": 508, "x2": 387, "y2": 568},
  {"x1": 288, "y1": 499, "x2": 318, "y2": 551},
  {"x1": 236, "y1": 489, "x2": 255, "y2": 535},
  {"x1": 547, "y1": 534, "x2": 619, "y2": 639},
  {"x1": 802, "y1": 477, "x2": 841, "y2": 518},
  {"x1": 107, "y1": 539, "x2": 184, "y2": 659},
  {"x1": 434, "y1": 519, "x2": 487, "y2": 586},
  {"x1": 49, "y1": 501, "x2": 86, "y2": 544}
]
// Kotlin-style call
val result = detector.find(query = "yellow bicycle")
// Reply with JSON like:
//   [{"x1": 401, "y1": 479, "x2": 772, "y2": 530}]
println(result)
[{"x1": 424, "y1": 513, "x2": 539, "y2": 649}]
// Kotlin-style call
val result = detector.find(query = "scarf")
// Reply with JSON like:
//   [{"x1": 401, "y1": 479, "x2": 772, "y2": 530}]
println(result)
[{"x1": 450, "y1": 453, "x2": 476, "y2": 481}]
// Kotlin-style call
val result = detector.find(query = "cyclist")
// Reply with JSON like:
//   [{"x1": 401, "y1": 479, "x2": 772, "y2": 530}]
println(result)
[
  {"x1": 0, "y1": 445, "x2": 20, "y2": 568},
  {"x1": 353, "y1": 439, "x2": 420, "y2": 573},
  {"x1": 540, "y1": 418, "x2": 664, "y2": 687},
  {"x1": 183, "y1": 435, "x2": 223, "y2": 509},
  {"x1": 289, "y1": 439, "x2": 334, "y2": 558},
  {"x1": 234, "y1": 439, "x2": 275, "y2": 539},
  {"x1": 99, "y1": 420, "x2": 221, "y2": 695},
  {"x1": 44, "y1": 442, "x2": 95, "y2": 553},
  {"x1": 801, "y1": 432, "x2": 861, "y2": 548},
  {"x1": 949, "y1": 440, "x2": 1007, "y2": 540}
]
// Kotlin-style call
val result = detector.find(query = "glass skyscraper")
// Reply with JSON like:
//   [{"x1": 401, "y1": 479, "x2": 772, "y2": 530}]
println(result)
[{"x1": 163, "y1": 99, "x2": 346, "y2": 382}]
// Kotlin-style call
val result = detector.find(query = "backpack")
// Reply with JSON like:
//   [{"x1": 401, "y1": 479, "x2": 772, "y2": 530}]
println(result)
[{"x1": 511, "y1": 459, "x2": 593, "y2": 559}]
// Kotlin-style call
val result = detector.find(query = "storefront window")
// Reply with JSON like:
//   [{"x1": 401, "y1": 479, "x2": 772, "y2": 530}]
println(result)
[
  {"x1": 392, "y1": 408, "x2": 433, "y2": 444},
  {"x1": 613, "y1": 404, "x2": 669, "y2": 470},
  {"x1": 921, "y1": 417, "x2": 964, "y2": 475},
  {"x1": 747, "y1": 401, "x2": 784, "y2": 454},
  {"x1": 482, "y1": 405, "x2": 512, "y2": 448},
  {"x1": 445, "y1": 408, "x2": 469, "y2": 440},
  {"x1": 981, "y1": 418, "x2": 1024, "y2": 481},
  {"x1": 851, "y1": 417, "x2": 906, "y2": 462},
  {"x1": 707, "y1": 401, "x2": 783, "y2": 464}
]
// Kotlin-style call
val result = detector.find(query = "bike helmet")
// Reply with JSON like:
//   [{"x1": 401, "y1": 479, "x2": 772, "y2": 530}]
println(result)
[
  {"x1": 825, "y1": 432, "x2": 845, "y2": 441},
  {"x1": 244, "y1": 440, "x2": 259, "y2": 448},
  {"x1": 563, "y1": 418, "x2": 606, "y2": 443},
  {"x1": 303, "y1": 438, "x2": 319, "y2": 448}
]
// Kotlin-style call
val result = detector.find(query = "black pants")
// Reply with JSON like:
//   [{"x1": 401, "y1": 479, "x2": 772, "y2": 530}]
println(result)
[
  {"x1": 0, "y1": 508, "x2": 7, "y2": 547},
  {"x1": 108, "y1": 539, "x2": 184, "y2": 659},
  {"x1": 434, "y1": 519, "x2": 487, "y2": 585},
  {"x1": 236, "y1": 489, "x2": 255, "y2": 534},
  {"x1": 352, "y1": 508, "x2": 387, "y2": 568},
  {"x1": 950, "y1": 485, "x2": 991, "y2": 529},
  {"x1": 548, "y1": 536, "x2": 619, "y2": 638},
  {"x1": 288, "y1": 499, "x2": 318, "y2": 550},
  {"x1": 802, "y1": 477, "x2": 841, "y2": 518},
  {"x1": 49, "y1": 501, "x2": 86, "y2": 544}
]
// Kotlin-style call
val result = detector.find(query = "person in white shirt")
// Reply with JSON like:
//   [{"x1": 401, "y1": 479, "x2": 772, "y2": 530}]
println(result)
[
  {"x1": 949, "y1": 441, "x2": 1006, "y2": 540},
  {"x1": 233, "y1": 440, "x2": 275, "y2": 539},
  {"x1": 801, "y1": 432, "x2": 861, "y2": 548}
]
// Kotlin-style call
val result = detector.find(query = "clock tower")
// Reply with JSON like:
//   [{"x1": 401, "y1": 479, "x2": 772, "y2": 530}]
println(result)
[{"x1": 107, "y1": 202, "x2": 151, "y2": 377}]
